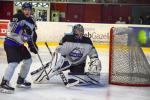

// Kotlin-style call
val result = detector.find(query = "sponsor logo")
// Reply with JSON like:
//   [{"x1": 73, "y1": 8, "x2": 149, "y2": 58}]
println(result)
[
  {"x1": 0, "y1": 22, "x2": 8, "y2": 36},
  {"x1": 66, "y1": 24, "x2": 110, "y2": 44},
  {"x1": 84, "y1": 32, "x2": 109, "y2": 43},
  {"x1": 69, "y1": 47, "x2": 84, "y2": 62},
  {"x1": 0, "y1": 29, "x2": 7, "y2": 34},
  {"x1": 84, "y1": 32, "x2": 109, "y2": 40}
]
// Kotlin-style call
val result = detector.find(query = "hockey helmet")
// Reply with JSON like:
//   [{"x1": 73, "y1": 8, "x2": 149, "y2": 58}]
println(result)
[
  {"x1": 73, "y1": 24, "x2": 84, "y2": 35},
  {"x1": 22, "y1": 2, "x2": 32, "y2": 10}
]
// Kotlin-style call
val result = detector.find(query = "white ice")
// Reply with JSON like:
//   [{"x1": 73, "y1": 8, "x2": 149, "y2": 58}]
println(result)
[{"x1": 0, "y1": 46, "x2": 150, "y2": 100}]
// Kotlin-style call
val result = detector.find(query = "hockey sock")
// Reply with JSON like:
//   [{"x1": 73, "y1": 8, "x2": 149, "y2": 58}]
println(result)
[{"x1": 4, "y1": 63, "x2": 18, "y2": 81}]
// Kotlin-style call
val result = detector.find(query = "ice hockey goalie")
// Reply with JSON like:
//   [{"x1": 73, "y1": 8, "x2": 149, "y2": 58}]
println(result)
[{"x1": 31, "y1": 24, "x2": 101, "y2": 86}]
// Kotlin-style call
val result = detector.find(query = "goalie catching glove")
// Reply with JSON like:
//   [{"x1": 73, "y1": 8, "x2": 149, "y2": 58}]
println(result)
[{"x1": 88, "y1": 58, "x2": 101, "y2": 74}]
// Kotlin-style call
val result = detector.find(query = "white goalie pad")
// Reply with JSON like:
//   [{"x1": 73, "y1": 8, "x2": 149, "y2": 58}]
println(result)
[
  {"x1": 47, "y1": 52, "x2": 72, "y2": 79},
  {"x1": 51, "y1": 52, "x2": 71, "y2": 72},
  {"x1": 68, "y1": 72, "x2": 101, "y2": 86},
  {"x1": 31, "y1": 52, "x2": 71, "y2": 84},
  {"x1": 88, "y1": 58, "x2": 101, "y2": 74}
]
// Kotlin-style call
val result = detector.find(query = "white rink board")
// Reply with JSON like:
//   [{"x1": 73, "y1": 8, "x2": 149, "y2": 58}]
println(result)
[
  {"x1": 36, "y1": 22, "x2": 150, "y2": 44},
  {"x1": 1, "y1": 20, "x2": 150, "y2": 44},
  {"x1": 36, "y1": 22, "x2": 111, "y2": 44}
]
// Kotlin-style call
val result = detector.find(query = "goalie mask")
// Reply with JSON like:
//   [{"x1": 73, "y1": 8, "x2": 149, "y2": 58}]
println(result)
[{"x1": 73, "y1": 24, "x2": 84, "y2": 39}]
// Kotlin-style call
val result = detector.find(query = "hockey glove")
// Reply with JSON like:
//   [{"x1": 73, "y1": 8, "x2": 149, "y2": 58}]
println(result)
[
  {"x1": 88, "y1": 58, "x2": 101, "y2": 74},
  {"x1": 28, "y1": 42, "x2": 38, "y2": 54}
]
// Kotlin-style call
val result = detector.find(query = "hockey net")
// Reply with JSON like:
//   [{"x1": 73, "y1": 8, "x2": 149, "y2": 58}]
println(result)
[{"x1": 109, "y1": 27, "x2": 150, "y2": 86}]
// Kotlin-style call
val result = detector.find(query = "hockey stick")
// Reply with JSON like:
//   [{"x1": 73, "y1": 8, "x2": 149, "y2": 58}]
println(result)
[
  {"x1": 31, "y1": 62, "x2": 50, "y2": 75},
  {"x1": 45, "y1": 42, "x2": 52, "y2": 55},
  {"x1": 31, "y1": 39, "x2": 49, "y2": 80},
  {"x1": 30, "y1": 43, "x2": 66, "y2": 83},
  {"x1": 30, "y1": 48, "x2": 54, "y2": 75},
  {"x1": 45, "y1": 42, "x2": 69, "y2": 86},
  {"x1": 36, "y1": 52, "x2": 56, "y2": 82},
  {"x1": 34, "y1": 50, "x2": 56, "y2": 82},
  {"x1": 34, "y1": 53, "x2": 56, "y2": 82},
  {"x1": 30, "y1": 52, "x2": 55, "y2": 75}
]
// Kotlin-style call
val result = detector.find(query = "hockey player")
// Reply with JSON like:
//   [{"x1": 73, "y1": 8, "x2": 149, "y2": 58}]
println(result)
[
  {"x1": 56, "y1": 24, "x2": 101, "y2": 73},
  {"x1": 52, "y1": 24, "x2": 101, "y2": 85},
  {"x1": 32, "y1": 24, "x2": 101, "y2": 86},
  {"x1": 0, "y1": 2, "x2": 38, "y2": 93}
]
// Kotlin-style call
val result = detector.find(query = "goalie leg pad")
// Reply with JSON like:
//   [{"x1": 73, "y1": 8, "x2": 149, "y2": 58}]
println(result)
[
  {"x1": 48, "y1": 53, "x2": 71, "y2": 79},
  {"x1": 68, "y1": 72, "x2": 101, "y2": 86}
]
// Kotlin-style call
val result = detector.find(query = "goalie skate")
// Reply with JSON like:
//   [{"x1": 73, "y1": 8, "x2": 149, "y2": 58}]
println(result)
[{"x1": 66, "y1": 78, "x2": 79, "y2": 88}]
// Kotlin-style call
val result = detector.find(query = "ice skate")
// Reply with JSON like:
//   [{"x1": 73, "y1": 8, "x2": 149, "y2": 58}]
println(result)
[
  {"x1": 16, "y1": 76, "x2": 31, "y2": 89},
  {"x1": 0, "y1": 79, "x2": 15, "y2": 94}
]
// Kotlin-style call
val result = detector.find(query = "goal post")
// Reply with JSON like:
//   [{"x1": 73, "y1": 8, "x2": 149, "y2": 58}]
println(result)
[{"x1": 109, "y1": 27, "x2": 150, "y2": 86}]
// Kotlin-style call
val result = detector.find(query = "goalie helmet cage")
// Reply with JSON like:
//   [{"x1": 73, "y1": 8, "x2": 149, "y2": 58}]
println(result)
[{"x1": 109, "y1": 27, "x2": 150, "y2": 86}]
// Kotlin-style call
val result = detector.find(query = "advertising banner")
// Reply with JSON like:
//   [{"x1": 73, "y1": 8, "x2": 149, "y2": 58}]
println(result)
[
  {"x1": 0, "y1": 21, "x2": 8, "y2": 37},
  {"x1": 0, "y1": 20, "x2": 150, "y2": 48}
]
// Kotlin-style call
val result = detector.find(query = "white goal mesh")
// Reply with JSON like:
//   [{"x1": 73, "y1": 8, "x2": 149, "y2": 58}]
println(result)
[{"x1": 109, "y1": 27, "x2": 150, "y2": 86}]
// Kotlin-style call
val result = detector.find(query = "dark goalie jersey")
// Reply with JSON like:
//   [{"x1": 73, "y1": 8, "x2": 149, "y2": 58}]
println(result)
[
  {"x1": 56, "y1": 34, "x2": 99, "y2": 66},
  {"x1": 5, "y1": 13, "x2": 37, "y2": 46}
]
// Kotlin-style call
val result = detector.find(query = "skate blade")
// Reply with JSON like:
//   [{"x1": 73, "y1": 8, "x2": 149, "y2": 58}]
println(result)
[
  {"x1": 16, "y1": 84, "x2": 31, "y2": 89},
  {"x1": 0, "y1": 88, "x2": 14, "y2": 94},
  {"x1": 66, "y1": 80, "x2": 79, "y2": 88}
]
